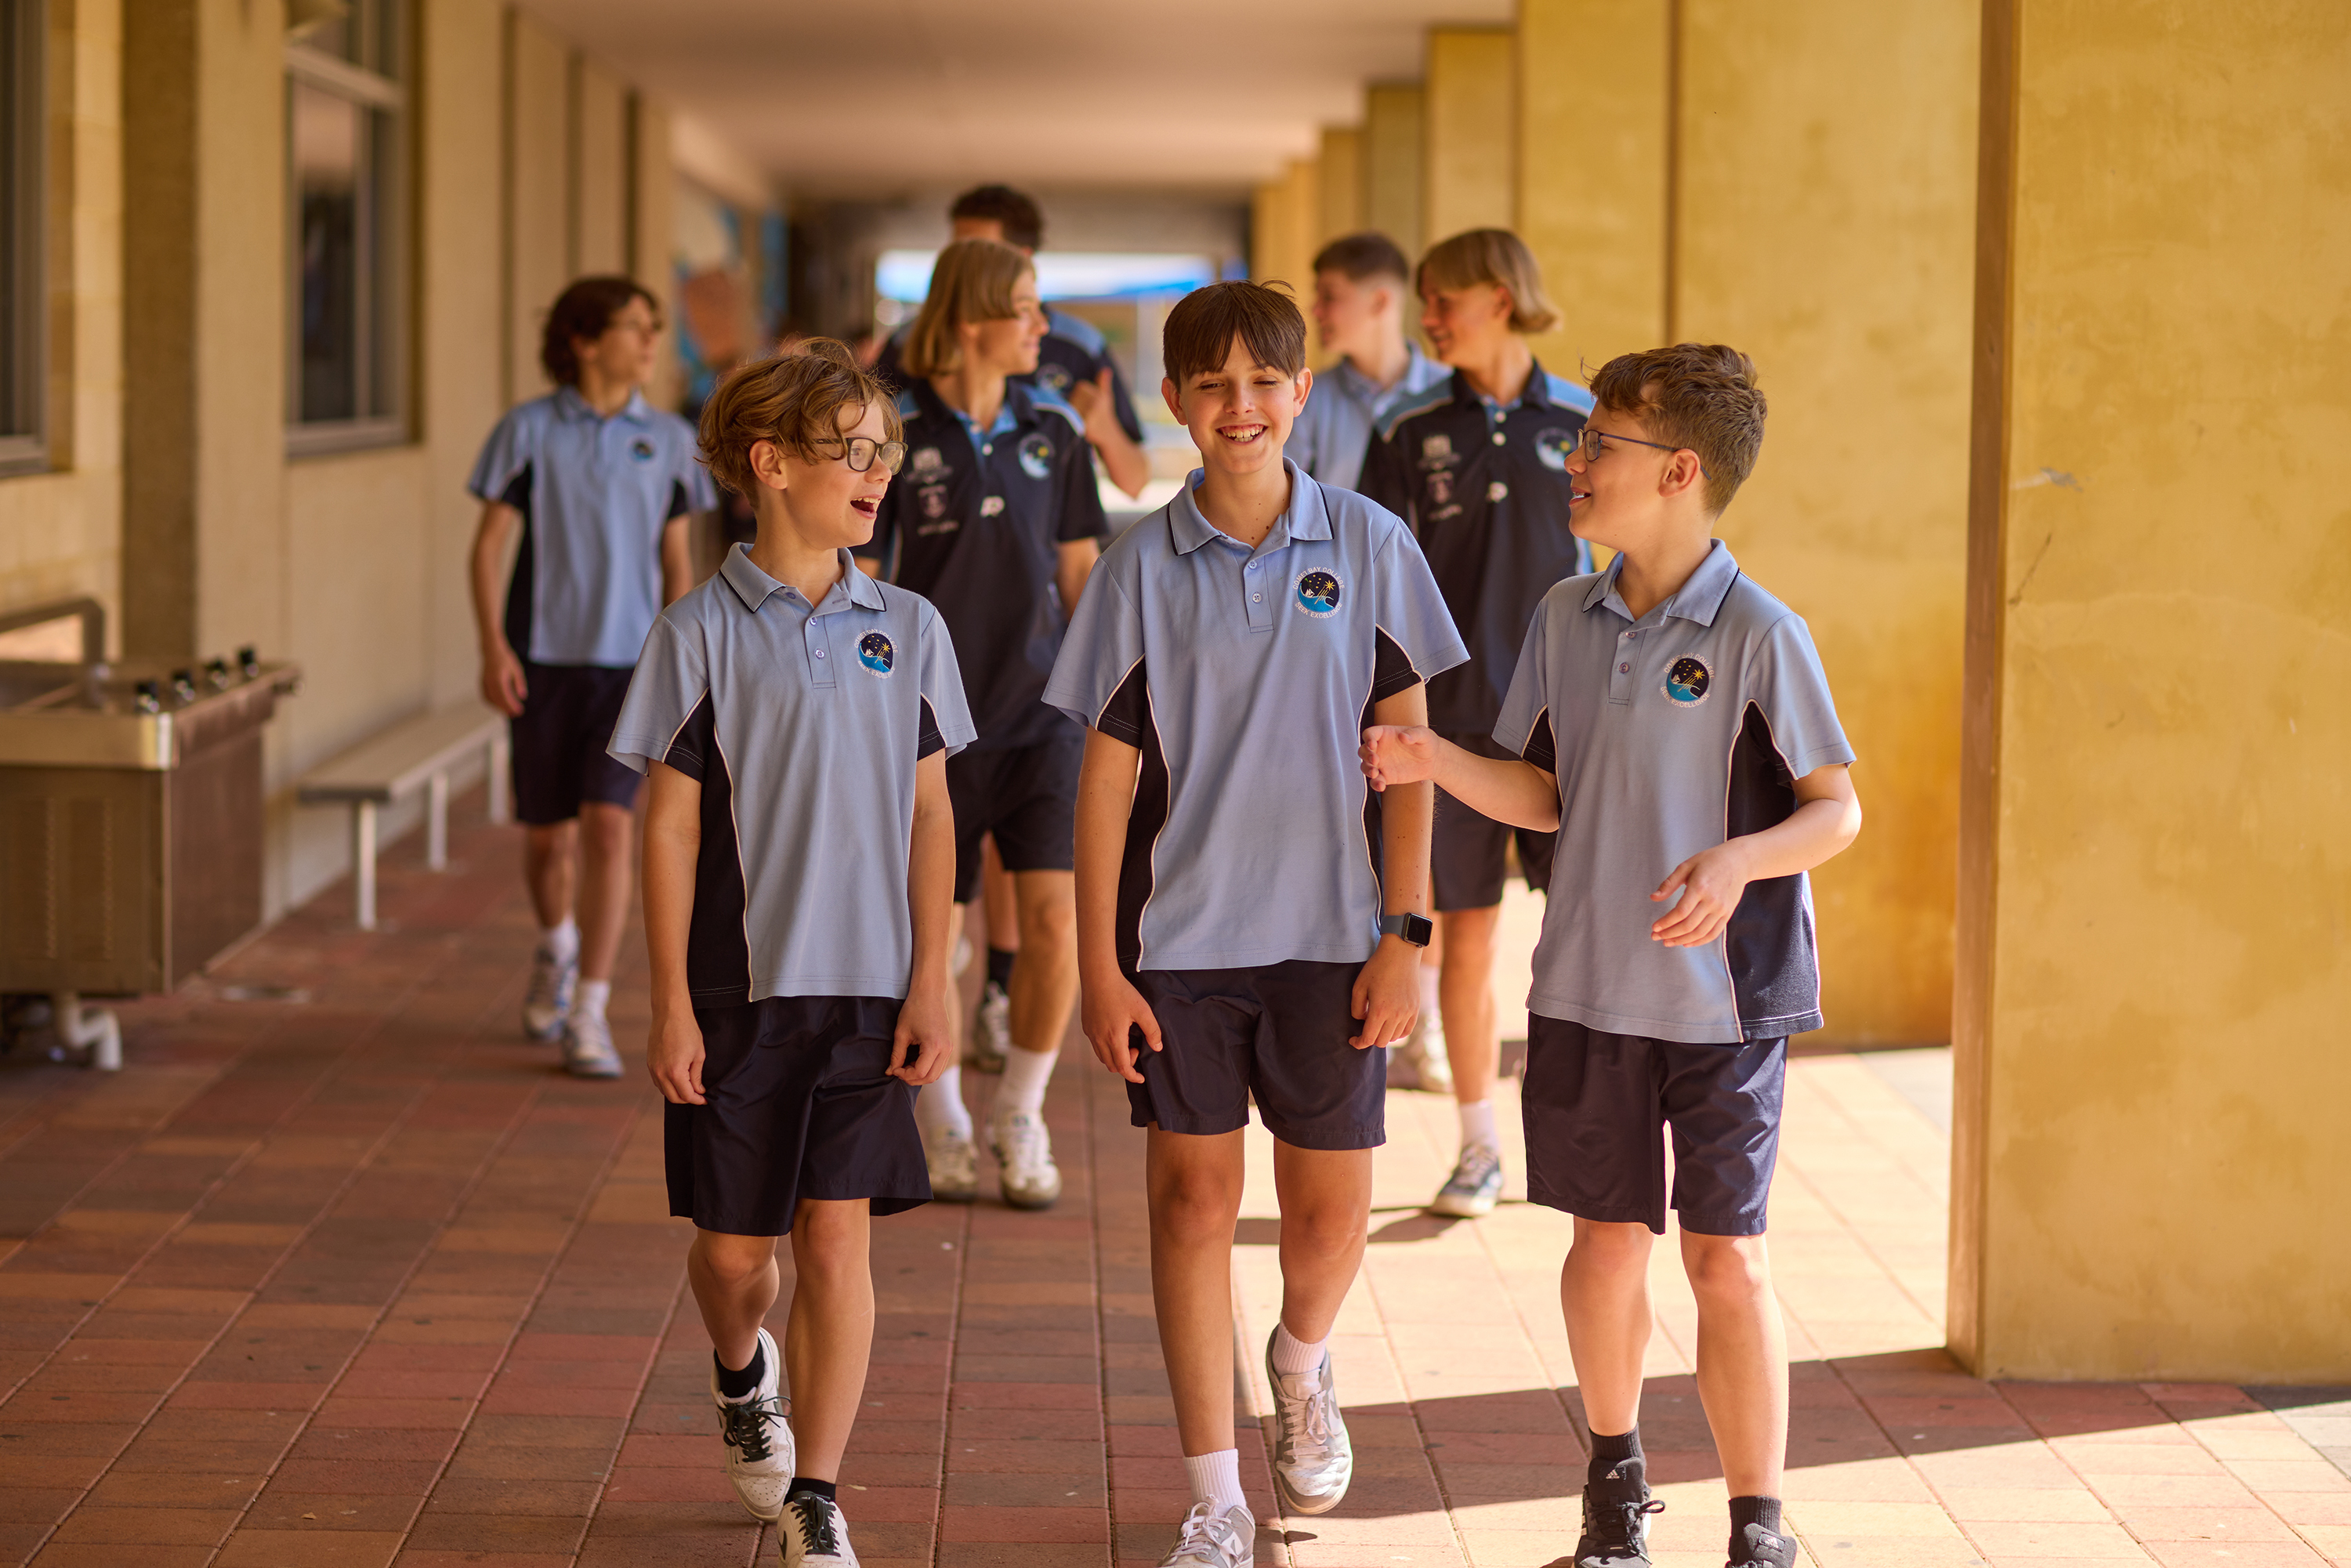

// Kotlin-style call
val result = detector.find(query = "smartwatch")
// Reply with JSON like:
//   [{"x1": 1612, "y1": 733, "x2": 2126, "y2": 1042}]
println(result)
[{"x1": 1377, "y1": 913, "x2": 1434, "y2": 947}]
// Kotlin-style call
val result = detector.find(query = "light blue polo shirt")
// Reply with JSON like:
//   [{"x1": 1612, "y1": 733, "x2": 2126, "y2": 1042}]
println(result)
[
  {"x1": 608, "y1": 546, "x2": 976, "y2": 1005},
  {"x1": 1494, "y1": 541, "x2": 1855, "y2": 1043},
  {"x1": 468, "y1": 386, "x2": 716, "y2": 668},
  {"x1": 1288, "y1": 342, "x2": 1450, "y2": 494},
  {"x1": 1044, "y1": 462, "x2": 1467, "y2": 972}
]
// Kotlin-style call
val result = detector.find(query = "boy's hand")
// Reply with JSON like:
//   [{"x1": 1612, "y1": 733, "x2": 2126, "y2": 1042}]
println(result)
[
  {"x1": 1082, "y1": 971, "x2": 1161, "y2": 1085},
  {"x1": 1360, "y1": 725, "x2": 1440, "y2": 791},
  {"x1": 480, "y1": 643, "x2": 527, "y2": 717},
  {"x1": 1068, "y1": 367, "x2": 1119, "y2": 441},
  {"x1": 1651, "y1": 842, "x2": 1755, "y2": 947},
  {"x1": 1349, "y1": 937, "x2": 1421, "y2": 1050},
  {"x1": 647, "y1": 1007, "x2": 706, "y2": 1104},
  {"x1": 890, "y1": 983, "x2": 954, "y2": 1087}
]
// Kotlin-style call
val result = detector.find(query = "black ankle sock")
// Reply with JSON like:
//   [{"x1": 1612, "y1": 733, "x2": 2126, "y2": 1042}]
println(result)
[
  {"x1": 713, "y1": 1337, "x2": 765, "y2": 1400},
  {"x1": 1587, "y1": 1425, "x2": 1642, "y2": 1483},
  {"x1": 788, "y1": 1476, "x2": 838, "y2": 1504},
  {"x1": 1730, "y1": 1496, "x2": 1788, "y2": 1563},
  {"x1": 985, "y1": 947, "x2": 1016, "y2": 987}
]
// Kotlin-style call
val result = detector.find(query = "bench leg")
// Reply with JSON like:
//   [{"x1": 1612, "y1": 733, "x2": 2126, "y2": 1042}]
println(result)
[
  {"x1": 427, "y1": 770, "x2": 450, "y2": 871},
  {"x1": 487, "y1": 733, "x2": 511, "y2": 824},
  {"x1": 353, "y1": 800, "x2": 379, "y2": 930}
]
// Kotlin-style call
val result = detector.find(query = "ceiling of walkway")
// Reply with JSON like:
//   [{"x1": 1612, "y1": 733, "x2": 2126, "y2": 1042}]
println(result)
[{"x1": 522, "y1": 0, "x2": 1511, "y2": 196}]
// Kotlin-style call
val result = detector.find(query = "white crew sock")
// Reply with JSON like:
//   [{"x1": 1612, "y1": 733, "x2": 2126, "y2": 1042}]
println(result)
[
  {"x1": 1182, "y1": 1448, "x2": 1248, "y2": 1512},
  {"x1": 541, "y1": 918, "x2": 579, "y2": 961},
  {"x1": 998, "y1": 1043, "x2": 1056, "y2": 1117},
  {"x1": 1270, "y1": 1321, "x2": 1328, "y2": 1375},
  {"x1": 1458, "y1": 1098, "x2": 1498, "y2": 1152},
  {"x1": 574, "y1": 979, "x2": 610, "y2": 1023},
  {"x1": 916, "y1": 1067, "x2": 973, "y2": 1139},
  {"x1": 1418, "y1": 959, "x2": 1441, "y2": 1015}
]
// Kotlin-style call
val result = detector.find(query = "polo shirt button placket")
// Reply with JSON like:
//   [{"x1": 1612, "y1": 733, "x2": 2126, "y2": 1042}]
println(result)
[
  {"x1": 1244, "y1": 554, "x2": 1273, "y2": 631},
  {"x1": 1610, "y1": 626, "x2": 1637, "y2": 704},
  {"x1": 808, "y1": 617, "x2": 837, "y2": 689}
]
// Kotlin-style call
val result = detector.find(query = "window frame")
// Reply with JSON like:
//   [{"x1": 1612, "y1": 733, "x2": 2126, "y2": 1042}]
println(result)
[
  {"x1": 0, "y1": 0, "x2": 49, "y2": 477},
  {"x1": 283, "y1": 3, "x2": 410, "y2": 459}
]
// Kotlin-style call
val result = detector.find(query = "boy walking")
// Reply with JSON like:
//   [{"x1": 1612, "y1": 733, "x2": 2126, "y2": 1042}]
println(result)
[
  {"x1": 1289, "y1": 233, "x2": 1448, "y2": 494},
  {"x1": 1048, "y1": 282, "x2": 1464, "y2": 1568},
  {"x1": 469, "y1": 277, "x2": 712, "y2": 1077},
  {"x1": 1360, "y1": 229, "x2": 1593, "y2": 1215},
  {"x1": 610, "y1": 342, "x2": 973, "y2": 1568},
  {"x1": 1360, "y1": 344, "x2": 1860, "y2": 1568}
]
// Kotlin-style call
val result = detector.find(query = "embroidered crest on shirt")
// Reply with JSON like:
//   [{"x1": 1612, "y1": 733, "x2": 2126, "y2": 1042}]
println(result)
[
  {"x1": 1535, "y1": 427, "x2": 1578, "y2": 471},
  {"x1": 980, "y1": 495, "x2": 1007, "y2": 517},
  {"x1": 630, "y1": 438, "x2": 656, "y2": 462},
  {"x1": 1018, "y1": 434, "x2": 1053, "y2": 480},
  {"x1": 1295, "y1": 569, "x2": 1342, "y2": 618},
  {"x1": 1420, "y1": 433, "x2": 1453, "y2": 462},
  {"x1": 1034, "y1": 361, "x2": 1073, "y2": 393},
  {"x1": 858, "y1": 631, "x2": 896, "y2": 676},
  {"x1": 911, "y1": 446, "x2": 945, "y2": 475},
  {"x1": 1663, "y1": 654, "x2": 1713, "y2": 706}
]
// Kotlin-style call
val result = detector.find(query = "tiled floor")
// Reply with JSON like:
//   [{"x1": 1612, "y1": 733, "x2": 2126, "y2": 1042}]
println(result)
[{"x1": 1, "y1": 795, "x2": 2343, "y2": 1568}]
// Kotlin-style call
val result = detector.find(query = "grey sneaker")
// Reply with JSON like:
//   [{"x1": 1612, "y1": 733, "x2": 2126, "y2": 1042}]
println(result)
[
  {"x1": 1385, "y1": 1009, "x2": 1452, "y2": 1092},
  {"x1": 1573, "y1": 1456, "x2": 1664, "y2": 1566},
  {"x1": 923, "y1": 1123, "x2": 978, "y2": 1203},
  {"x1": 965, "y1": 981, "x2": 1011, "y2": 1071},
  {"x1": 1264, "y1": 1333, "x2": 1353, "y2": 1515},
  {"x1": 988, "y1": 1107, "x2": 1063, "y2": 1210},
  {"x1": 780, "y1": 1490, "x2": 860, "y2": 1568},
  {"x1": 562, "y1": 1011, "x2": 622, "y2": 1078},
  {"x1": 713, "y1": 1326, "x2": 792, "y2": 1523},
  {"x1": 1157, "y1": 1500, "x2": 1254, "y2": 1568},
  {"x1": 1428, "y1": 1142, "x2": 1503, "y2": 1218},
  {"x1": 522, "y1": 943, "x2": 576, "y2": 1041}
]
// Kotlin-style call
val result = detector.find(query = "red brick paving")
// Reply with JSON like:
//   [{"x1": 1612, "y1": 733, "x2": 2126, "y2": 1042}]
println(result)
[{"x1": 1, "y1": 791, "x2": 2342, "y2": 1567}]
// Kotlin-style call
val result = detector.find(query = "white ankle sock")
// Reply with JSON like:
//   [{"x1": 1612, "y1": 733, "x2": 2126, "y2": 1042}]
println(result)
[
  {"x1": 998, "y1": 1043, "x2": 1056, "y2": 1117},
  {"x1": 1270, "y1": 1321, "x2": 1327, "y2": 1375},
  {"x1": 1458, "y1": 1098, "x2": 1498, "y2": 1151},
  {"x1": 916, "y1": 1067, "x2": 973, "y2": 1139},
  {"x1": 574, "y1": 979, "x2": 610, "y2": 1022},
  {"x1": 1183, "y1": 1448, "x2": 1247, "y2": 1512},
  {"x1": 541, "y1": 918, "x2": 579, "y2": 961}
]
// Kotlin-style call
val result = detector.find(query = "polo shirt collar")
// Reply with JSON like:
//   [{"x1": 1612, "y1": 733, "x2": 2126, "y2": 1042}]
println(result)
[
  {"x1": 1452, "y1": 356, "x2": 1561, "y2": 412},
  {"x1": 554, "y1": 384, "x2": 654, "y2": 425},
  {"x1": 1582, "y1": 539, "x2": 1742, "y2": 626},
  {"x1": 1168, "y1": 460, "x2": 1331, "y2": 556},
  {"x1": 719, "y1": 544, "x2": 884, "y2": 614},
  {"x1": 910, "y1": 375, "x2": 1025, "y2": 439},
  {"x1": 1328, "y1": 342, "x2": 1436, "y2": 404}
]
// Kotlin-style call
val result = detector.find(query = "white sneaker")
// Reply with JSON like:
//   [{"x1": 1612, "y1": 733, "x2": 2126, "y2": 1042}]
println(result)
[
  {"x1": 523, "y1": 944, "x2": 576, "y2": 1041},
  {"x1": 988, "y1": 1106, "x2": 1063, "y2": 1211},
  {"x1": 562, "y1": 1010, "x2": 622, "y2": 1078},
  {"x1": 924, "y1": 1123, "x2": 978, "y2": 1203},
  {"x1": 1157, "y1": 1501, "x2": 1255, "y2": 1568},
  {"x1": 1429, "y1": 1142, "x2": 1505, "y2": 1218},
  {"x1": 965, "y1": 981, "x2": 1011, "y2": 1071},
  {"x1": 1265, "y1": 1334, "x2": 1353, "y2": 1515},
  {"x1": 1386, "y1": 1008, "x2": 1453, "y2": 1093},
  {"x1": 713, "y1": 1326, "x2": 792, "y2": 1523},
  {"x1": 780, "y1": 1491, "x2": 860, "y2": 1568}
]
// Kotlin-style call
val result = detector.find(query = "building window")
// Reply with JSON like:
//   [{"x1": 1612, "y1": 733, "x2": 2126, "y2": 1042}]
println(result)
[
  {"x1": 284, "y1": 0, "x2": 405, "y2": 454},
  {"x1": 0, "y1": 0, "x2": 45, "y2": 476}
]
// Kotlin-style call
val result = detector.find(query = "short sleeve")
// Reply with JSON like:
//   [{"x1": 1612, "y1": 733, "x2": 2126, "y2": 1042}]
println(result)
[
  {"x1": 1751, "y1": 614, "x2": 1857, "y2": 780},
  {"x1": 1368, "y1": 520, "x2": 1469, "y2": 686},
  {"x1": 1492, "y1": 603, "x2": 1556, "y2": 762},
  {"x1": 915, "y1": 602, "x2": 978, "y2": 758},
  {"x1": 1042, "y1": 561, "x2": 1146, "y2": 733},
  {"x1": 466, "y1": 407, "x2": 534, "y2": 502},
  {"x1": 607, "y1": 616, "x2": 709, "y2": 774},
  {"x1": 1056, "y1": 428, "x2": 1109, "y2": 543}
]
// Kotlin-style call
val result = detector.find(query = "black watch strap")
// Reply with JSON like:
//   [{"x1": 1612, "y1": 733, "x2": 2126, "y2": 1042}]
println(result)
[{"x1": 1378, "y1": 913, "x2": 1434, "y2": 947}]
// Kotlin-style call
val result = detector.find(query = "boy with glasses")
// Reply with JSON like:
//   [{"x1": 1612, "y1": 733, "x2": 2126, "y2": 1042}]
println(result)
[{"x1": 1361, "y1": 344, "x2": 1860, "y2": 1568}]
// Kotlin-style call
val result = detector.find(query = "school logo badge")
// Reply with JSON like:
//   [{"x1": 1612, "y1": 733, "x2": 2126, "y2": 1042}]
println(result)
[
  {"x1": 1662, "y1": 655, "x2": 1713, "y2": 706},
  {"x1": 1535, "y1": 427, "x2": 1578, "y2": 471},
  {"x1": 1034, "y1": 362, "x2": 1073, "y2": 394},
  {"x1": 1295, "y1": 568, "x2": 1342, "y2": 618},
  {"x1": 918, "y1": 486, "x2": 948, "y2": 520},
  {"x1": 1420, "y1": 433, "x2": 1453, "y2": 463},
  {"x1": 857, "y1": 631, "x2": 896, "y2": 676},
  {"x1": 1428, "y1": 470, "x2": 1455, "y2": 508},
  {"x1": 1487, "y1": 481, "x2": 1509, "y2": 503},
  {"x1": 630, "y1": 439, "x2": 656, "y2": 462},
  {"x1": 980, "y1": 495, "x2": 1007, "y2": 517},
  {"x1": 911, "y1": 446, "x2": 945, "y2": 475},
  {"x1": 1018, "y1": 434, "x2": 1053, "y2": 480}
]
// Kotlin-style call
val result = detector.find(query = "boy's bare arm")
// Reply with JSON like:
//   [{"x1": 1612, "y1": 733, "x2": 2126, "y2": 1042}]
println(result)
[
  {"x1": 1650, "y1": 764, "x2": 1862, "y2": 948},
  {"x1": 1074, "y1": 726, "x2": 1158, "y2": 1082},
  {"x1": 1360, "y1": 724, "x2": 1560, "y2": 831},
  {"x1": 641, "y1": 760, "x2": 705, "y2": 1103},
  {"x1": 1056, "y1": 539, "x2": 1099, "y2": 622},
  {"x1": 660, "y1": 514, "x2": 694, "y2": 605},
  {"x1": 894, "y1": 751, "x2": 957, "y2": 1085},
  {"x1": 1355, "y1": 686, "x2": 1433, "y2": 1052},
  {"x1": 469, "y1": 500, "x2": 527, "y2": 715}
]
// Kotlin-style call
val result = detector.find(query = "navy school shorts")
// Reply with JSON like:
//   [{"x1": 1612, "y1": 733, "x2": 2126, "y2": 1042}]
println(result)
[
  {"x1": 1521, "y1": 1016, "x2": 1787, "y2": 1237},
  {"x1": 1432, "y1": 733, "x2": 1558, "y2": 911},
  {"x1": 666, "y1": 995, "x2": 931, "y2": 1237},
  {"x1": 512, "y1": 661, "x2": 644, "y2": 825},
  {"x1": 1124, "y1": 961, "x2": 1386, "y2": 1150},
  {"x1": 945, "y1": 734, "x2": 1083, "y2": 902}
]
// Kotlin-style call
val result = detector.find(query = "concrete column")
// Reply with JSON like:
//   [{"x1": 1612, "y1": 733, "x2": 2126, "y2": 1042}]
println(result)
[
  {"x1": 629, "y1": 95, "x2": 681, "y2": 410},
  {"x1": 1422, "y1": 27, "x2": 1515, "y2": 245},
  {"x1": 1317, "y1": 127, "x2": 1363, "y2": 245},
  {"x1": 1360, "y1": 83, "x2": 1422, "y2": 255},
  {"x1": 1513, "y1": 0, "x2": 1668, "y2": 372},
  {"x1": 1249, "y1": 157, "x2": 1317, "y2": 293},
  {"x1": 503, "y1": 11, "x2": 570, "y2": 404},
  {"x1": 1674, "y1": 0, "x2": 1978, "y2": 1048},
  {"x1": 571, "y1": 55, "x2": 629, "y2": 276},
  {"x1": 1952, "y1": 0, "x2": 2351, "y2": 1381}
]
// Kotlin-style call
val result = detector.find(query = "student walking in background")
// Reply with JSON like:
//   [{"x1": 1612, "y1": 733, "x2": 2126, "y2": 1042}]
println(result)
[{"x1": 1288, "y1": 232, "x2": 1449, "y2": 494}]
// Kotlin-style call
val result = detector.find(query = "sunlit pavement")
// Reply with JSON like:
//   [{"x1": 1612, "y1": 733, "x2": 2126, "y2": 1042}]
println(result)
[{"x1": 2, "y1": 795, "x2": 2342, "y2": 1568}]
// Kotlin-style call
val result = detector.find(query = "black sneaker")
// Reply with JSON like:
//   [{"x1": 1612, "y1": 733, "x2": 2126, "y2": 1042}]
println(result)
[
  {"x1": 1727, "y1": 1519, "x2": 1797, "y2": 1568},
  {"x1": 1574, "y1": 1458, "x2": 1665, "y2": 1567}
]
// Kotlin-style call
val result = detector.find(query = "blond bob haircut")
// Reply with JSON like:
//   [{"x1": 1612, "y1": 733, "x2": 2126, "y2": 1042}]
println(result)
[
  {"x1": 1416, "y1": 229, "x2": 1560, "y2": 335},
  {"x1": 696, "y1": 339, "x2": 902, "y2": 498},
  {"x1": 1588, "y1": 342, "x2": 1768, "y2": 515},
  {"x1": 901, "y1": 237, "x2": 1034, "y2": 378}
]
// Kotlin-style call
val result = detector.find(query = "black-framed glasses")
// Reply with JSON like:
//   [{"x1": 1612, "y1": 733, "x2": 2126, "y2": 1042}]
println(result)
[
  {"x1": 811, "y1": 436, "x2": 908, "y2": 476},
  {"x1": 1576, "y1": 425, "x2": 1706, "y2": 476}
]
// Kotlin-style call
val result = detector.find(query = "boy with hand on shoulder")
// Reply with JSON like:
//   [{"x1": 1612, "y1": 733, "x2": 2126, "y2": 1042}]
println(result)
[
  {"x1": 1360, "y1": 345, "x2": 1860, "y2": 1568},
  {"x1": 1046, "y1": 282, "x2": 1465, "y2": 1568},
  {"x1": 1289, "y1": 232, "x2": 1449, "y2": 494},
  {"x1": 609, "y1": 342, "x2": 975, "y2": 1568}
]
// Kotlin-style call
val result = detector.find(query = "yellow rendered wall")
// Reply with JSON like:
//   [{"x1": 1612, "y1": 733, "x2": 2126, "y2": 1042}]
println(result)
[
  {"x1": 1361, "y1": 83, "x2": 1423, "y2": 257},
  {"x1": 629, "y1": 95, "x2": 684, "y2": 412},
  {"x1": 1422, "y1": 28, "x2": 1515, "y2": 247},
  {"x1": 1317, "y1": 127, "x2": 1363, "y2": 246},
  {"x1": 1952, "y1": 0, "x2": 2351, "y2": 1380},
  {"x1": 1249, "y1": 158, "x2": 1318, "y2": 296},
  {"x1": 505, "y1": 11, "x2": 571, "y2": 403},
  {"x1": 1674, "y1": 0, "x2": 1978, "y2": 1048},
  {"x1": 572, "y1": 55, "x2": 629, "y2": 276}
]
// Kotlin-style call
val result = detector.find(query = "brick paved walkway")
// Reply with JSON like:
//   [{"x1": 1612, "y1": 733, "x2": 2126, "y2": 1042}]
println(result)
[{"x1": 2, "y1": 795, "x2": 2344, "y2": 1568}]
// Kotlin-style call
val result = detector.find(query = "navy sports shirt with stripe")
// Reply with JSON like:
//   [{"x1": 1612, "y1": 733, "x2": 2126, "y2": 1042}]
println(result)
[
  {"x1": 1359, "y1": 362, "x2": 1596, "y2": 740},
  {"x1": 875, "y1": 306, "x2": 1145, "y2": 444},
  {"x1": 1286, "y1": 342, "x2": 1450, "y2": 494},
  {"x1": 467, "y1": 386, "x2": 716, "y2": 668},
  {"x1": 608, "y1": 546, "x2": 977, "y2": 1007},
  {"x1": 862, "y1": 380, "x2": 1107, "y2": 751},
  {"x1": 1492, "y1": 541, "x2": 1856, "y2": 1044},
  {"x1": 1043, "y1": 462, "x2": 1468, "y2": 972}
]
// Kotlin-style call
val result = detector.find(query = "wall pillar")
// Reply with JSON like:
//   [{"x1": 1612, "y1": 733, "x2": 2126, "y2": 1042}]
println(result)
[
  {"x1": 1952, "y1": 0, "x2": 2351, "y2": 1381},
  {"x1": 503, "y1": 9, "x2": 569, "y2": 404},
  {"x1": 1317, "y1": 126, "x2": 1363, "y2": 246},
  {"x1": 1422, "y1": 27, "x2": 1515, "y2": 245},
  {"x1": 1249, "y1": 157, "x2": 1317, "y2": 293},
  {"x1": 1360, "y1": 83, "x2": 1423, "y2": 255}
]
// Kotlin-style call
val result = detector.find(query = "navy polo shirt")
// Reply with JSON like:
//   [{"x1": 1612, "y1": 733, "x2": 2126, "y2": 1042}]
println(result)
[
  {"x1": 608, "y1": 545, "x2": 977, "y2": 1005},
  {"x1": 864, "y1": 380, "x2": 1107, "y2": 751},
  {"x1": 875, "y1": 306, "x2": 1144, "y2": 444},
  {"x1": 1360, "y1": 362, "x2": 1596, "y2": 738},
  {"x1": 1493, "y1": 541, "x2": 1855, "y2": 1044},
  {"x1": 1288, "y1": 343, "x2": 1451, "y2": 494},
  {"x1": 467, "y1": 386, "x2": 716, "y2": 668},
  {"x1": 1043, "y1": 462, "x2": 1467, "y2": 972}
]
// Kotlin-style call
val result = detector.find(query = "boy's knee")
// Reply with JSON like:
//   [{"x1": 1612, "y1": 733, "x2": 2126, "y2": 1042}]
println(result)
[
  {"x1": 1151, "y1": 1173, "x2": 1242, "y2": 1244},
  {"x1": 579, "y1": 802, "x2": 633, "y2": 852},
  {"x1": 1568, "y1": 1218, "x2": 1654, "y2": 1272},
  {"x1": 694, "y1": 1233, "x2": 777, "y2": 1287},
  {"x1": 1682, "y1": 1233, "x2": 1771, "y2": 1300},
  {"x1": 1278, "y1": 1204, "x2": 1365, "y2": 1264}
]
